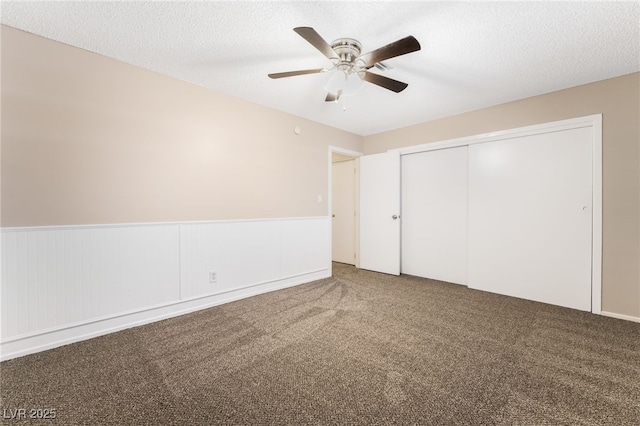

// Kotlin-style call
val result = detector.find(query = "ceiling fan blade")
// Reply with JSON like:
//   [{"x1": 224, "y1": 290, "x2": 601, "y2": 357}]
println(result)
[
  {"x1": 294, "y1": 27, "x2": 337, "y2": 60},
  {"x1": 268, "y1": 68, "x2": 325, "y2": 79},
  {"x1": 325, "y1": 90, "x2": 342, "y2": 102},
  {"x1": 362, "y1": 72, "x2": 408, "y2": 93},
  {"x1": 359, "y1": 36, "x2": 421, "y2": 68}
]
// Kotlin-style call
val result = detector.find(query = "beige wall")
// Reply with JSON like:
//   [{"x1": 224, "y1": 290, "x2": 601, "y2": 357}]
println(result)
[
  {"x1": 1, "y1": 26, "x2": 363, "y2": 227},
  {"x1": 365, "y1": 72, "x2": 640, "y2": 318}
]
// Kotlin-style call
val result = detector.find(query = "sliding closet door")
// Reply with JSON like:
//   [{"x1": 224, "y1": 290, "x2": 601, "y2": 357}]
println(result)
[
  {"x1": 468, "y1": 127, "x2": 592, "y2": 311},
  {"x1": 401, "y1": 147, "x2": 468, "y2": 284}
]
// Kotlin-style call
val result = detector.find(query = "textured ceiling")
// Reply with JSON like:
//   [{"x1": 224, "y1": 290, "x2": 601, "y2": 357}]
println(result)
[{"x1": 2, "y1": 1, "x2": 639, "y2": 136}]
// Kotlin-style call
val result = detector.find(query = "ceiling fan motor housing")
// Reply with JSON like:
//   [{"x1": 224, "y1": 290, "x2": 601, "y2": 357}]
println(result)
[{"x1": 331, "y1": 38, "x2": 362, "y2": 73}]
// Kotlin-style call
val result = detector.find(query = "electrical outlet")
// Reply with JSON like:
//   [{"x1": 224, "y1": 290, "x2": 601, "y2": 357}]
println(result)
[{"x1": 209, "y1": 271, "x2": 217, "y2": 284}]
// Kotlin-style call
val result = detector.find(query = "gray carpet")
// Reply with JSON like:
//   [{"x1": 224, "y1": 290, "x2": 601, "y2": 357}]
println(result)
[{"x1": 1, "y1": 263, "x2": 639, "y2": 425}]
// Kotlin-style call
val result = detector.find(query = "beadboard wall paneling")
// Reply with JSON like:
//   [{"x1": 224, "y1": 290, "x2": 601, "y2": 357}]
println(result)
[
  {"x1": 179, "y1": 218, "x2": 330, "y2": 300},
  {"x1": 1, "y1": 217, "x2": 331, "y2": 360},
  {"x1": 1, "y1": 224, "x2": 180, "y2": 339}
]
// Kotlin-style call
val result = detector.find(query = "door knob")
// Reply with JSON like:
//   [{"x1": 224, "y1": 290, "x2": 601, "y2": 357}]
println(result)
[
  {"x1": 332, "y1": 214, "x2": 336, "y2": 217},
  {"x1": 392, "y1": 215, "x2": 399, "y2": 220}
]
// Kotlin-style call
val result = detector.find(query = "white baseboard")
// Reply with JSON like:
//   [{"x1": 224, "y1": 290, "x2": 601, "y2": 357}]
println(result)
[
  {"x1": 600, "y1": 311, "x2": 640, "y2": 323},
  {"x1": 1, "y1": 268, "x2": 330, "y2": 361}
]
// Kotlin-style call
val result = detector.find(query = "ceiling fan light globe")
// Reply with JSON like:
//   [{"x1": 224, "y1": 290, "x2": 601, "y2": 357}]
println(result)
[
  {"x1": 325, "y1": 70, "x2": 348, "y2": 94},
  {"x1": 325, "y1": 70, "x2": 363, "y2": 97},
  {"x1": 344, "y1": 72, "x2": 364, "y2": 95}
]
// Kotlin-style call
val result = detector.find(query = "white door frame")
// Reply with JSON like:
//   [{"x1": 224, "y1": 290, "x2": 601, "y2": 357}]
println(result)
[
  {"x1": 328, "y1": 146, "x2": 363, "y2": 275},
  {"x1": 389, "y1": 114, "x2": 602, "y2": 314}
]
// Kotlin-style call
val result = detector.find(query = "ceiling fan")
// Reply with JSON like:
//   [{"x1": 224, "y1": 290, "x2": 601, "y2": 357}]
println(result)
[{"x1": 268, "y1": 27, "x2": 421, "y2": 102}]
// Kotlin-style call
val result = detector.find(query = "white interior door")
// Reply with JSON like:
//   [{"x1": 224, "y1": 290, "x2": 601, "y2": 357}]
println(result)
[
  {"x1": 468, "y1": 127, "x2": 593, "y2": 311},
  {"x1": 332, "y1": 160, "x2": 355, "y2": 265},
  {"x1": 359, "y1": 151, "x2": 401, "y2": 275},
  {"x1": 401, "y1": 147, "x2": 468, "y2": 284}
]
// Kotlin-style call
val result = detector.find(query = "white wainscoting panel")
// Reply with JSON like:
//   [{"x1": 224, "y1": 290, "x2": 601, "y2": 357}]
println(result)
[
  {"x1": 281, "y1": 218, "x2": 330, "y2": 277},
  {"x1": 1, "y1": 217, "x2": 331, "y2": 360},
  {"x1": 179, "y1": 218, "x2": 330, "y2": 300},
  {"x1": 1, "y1": 225, "x2": 180, "y2": 340}
]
